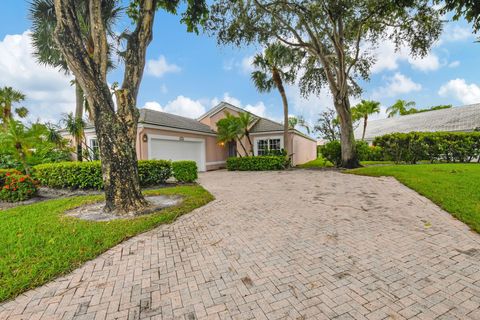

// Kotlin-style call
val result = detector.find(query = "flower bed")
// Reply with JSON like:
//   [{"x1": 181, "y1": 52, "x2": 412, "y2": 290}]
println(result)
[{"x1": 0, "y1": 169, "x2": 38, "y2": 202}]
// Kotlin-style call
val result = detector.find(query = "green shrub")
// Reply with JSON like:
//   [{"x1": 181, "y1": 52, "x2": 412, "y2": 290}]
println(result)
[
  {"x1": 33, "y1": 160, "x2": 172, "y2": 189},
  {"x1": 374, "y1": 132, "x2": 480, "y2": 164},
  {"x1": 319, "y1": 140, "x2": 342, "y2": 166},
  {"x1": 33, "y1": 161, "x2": 103, "y2": 189},
  {"x1": 172, "y1": 161, "x2": 198, "y2": 183},
  {"x1": 226, "y1": 156, "x2": 288, "y2": 171},
  {"x1": 320, "y1": 140, "x2": 386, "y2": 166},
  {"x1": 356, "y1": 140, "x2": 385, "y2": 161},
  {"x1": 138, "y1": 160, "x2": 172, "y2": 185},
  {"x1": 0, "y1": 172, "x2": 38, "y2": 202}
]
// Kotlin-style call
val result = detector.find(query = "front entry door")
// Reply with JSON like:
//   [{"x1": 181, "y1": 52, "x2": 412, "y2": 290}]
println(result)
[{"x1": 228, "y1": 141, "x2": 237, "y2": 157}]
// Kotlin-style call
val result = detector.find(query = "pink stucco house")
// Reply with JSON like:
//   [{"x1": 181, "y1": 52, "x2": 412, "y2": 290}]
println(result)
[{"x1": 83, "y1": 102, "x2": 317, "y2": 171}]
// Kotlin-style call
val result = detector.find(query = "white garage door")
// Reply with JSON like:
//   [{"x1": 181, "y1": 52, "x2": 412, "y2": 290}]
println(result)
[{"x1": 149, "y1": 136, "x2": 206, "y2": 171}]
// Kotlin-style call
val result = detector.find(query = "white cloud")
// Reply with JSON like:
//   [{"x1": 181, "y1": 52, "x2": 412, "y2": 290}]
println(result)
[
  {"x1": 145, "y1": 55, "x2": 181, "y2": 77},
  {"x1": 408, "y1": 53, "x2": 441, "y2": 72},
  {"x1": 223, "y1": 54, "x2": 257, "y2": 74},
  {"x1": 143, "y1": 101, "x2": 163, "y2": 112},
  {"x1": 241, "y1": 55, "x2": 255, "y2": 74},
  {"x1": 0, "y1": 30, "x2": 75, "y2": 123},
  {"x1": 438, "y1": 79, "x2": 480, "y2": 105},
  {"x1": 211, "y1": 92, "x2": 242, "y2": 107},
  {"x1": 244, "y1": 102, "x2": 266, "y2": 117},
  {"x1": 369, "y1": 39, "x2": 444, "y2": 73},
  {"x1": 372, "y1": 73, "x2": 422, "y2": 98},
  {"x1": 369, "y1": 40, "x2": 409, "y2": 74},
  {"x1": 143, "y1": 95, "x2": 206, "y2": 118},
  {"x1": 439, "y1": 25, "x2": 474, "y2": 44},
  {"x1": 448, "y1": 60, "x2": 460, "y2": 68},
  {"x1": 286, "y1": 85, "x2": 334, "y2": 122},
  {"x1": 209, "y1": 92, "x2": 268, "y2": 117}
]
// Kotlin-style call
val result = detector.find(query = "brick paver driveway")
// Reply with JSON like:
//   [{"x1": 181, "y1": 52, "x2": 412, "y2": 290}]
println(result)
[{"x1": 2, "y1": 170, "x2": 480, "y2": 320}]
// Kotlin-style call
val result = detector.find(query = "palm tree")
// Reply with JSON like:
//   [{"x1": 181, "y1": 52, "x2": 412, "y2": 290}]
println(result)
[
  {"x1": 29, "y1": 0, "x2": 120, "y2": 160},
  {"x1": 217, "y1": 112, "x2": 248, "y2": 157},
  {"x1": 352, "y1": 100, "x2": 381, "y2": 140},
  {"x1": 0, "y1": 121, "x2": 35, "y2": 174},
  {"x1": 237, "y1": 112, "x2": 256, "y2": 155},
  {"x1": 251, "y1": 43, "x2": 298, "y2": 156},
  {"x1": 288, "y1": 115, "x2": 311, "y2": 134},
  {"x1": 0, "y1": 87, "x2": 27, "y2": 129},
  {"x1": 61, "y1": 112, "x2": 87, "y2": 161},
  {"x1": 45, "y1": 123, "x2": 66, "y2": 149},
  {"x1": 386, "y1": 100, "x2": 416, "y2": 118}
]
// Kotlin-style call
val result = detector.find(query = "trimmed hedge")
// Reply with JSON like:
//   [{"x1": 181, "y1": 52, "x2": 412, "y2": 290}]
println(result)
[
  {"x1": 33, "y1": 160, "x2": 172, "y2": 189},
  {"x1": 172, "y1": 161, "x2": 198, "y2": 183},
  {"x1": 373, "y1": 132, "x2": 480, "y2": 164},
  {"x1": 226, "y1": 156, "x2": 289, "y2": 171},
  {"x1": 138, "y1": 160, "x2": 172, "y2": 185},
  {"x1": 0, "y1": 169, "x2": 38, "y2": 202},
  {"x1": 319, "y1": 140, "x2": 383, "y2": 167}
]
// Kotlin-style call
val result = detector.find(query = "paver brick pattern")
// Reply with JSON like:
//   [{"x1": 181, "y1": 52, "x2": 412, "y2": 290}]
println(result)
[{"x1": 1, "y1": 170, "x2": 480, "y2": 319}]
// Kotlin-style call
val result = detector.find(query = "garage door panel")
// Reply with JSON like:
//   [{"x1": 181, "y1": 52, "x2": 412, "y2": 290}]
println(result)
[{"x1": 149, "y1": 137, "x2": 205, "y2": 171}]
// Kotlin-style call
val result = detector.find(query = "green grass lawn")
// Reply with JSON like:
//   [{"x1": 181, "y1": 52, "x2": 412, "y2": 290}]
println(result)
[
  {"x1": 0, "y1": 185, "x2": 213, "y2": 302},
  {"x1": 297, "y1": 156, "x2": 334, "y2": 168},
  {"x1": 347, "y1": 163, "x2": 480, "y2": 233},
  {"x1": 360, "y1": 160, "x2": 396, "y2": 166}
]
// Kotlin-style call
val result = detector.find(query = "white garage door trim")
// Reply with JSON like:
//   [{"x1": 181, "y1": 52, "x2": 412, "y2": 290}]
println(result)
[{"x1": 147, "y1": 134, "x2": 206, "y2": 172}]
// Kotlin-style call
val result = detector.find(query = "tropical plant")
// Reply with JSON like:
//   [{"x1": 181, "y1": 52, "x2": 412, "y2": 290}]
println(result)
[
  {"x1": 251, "y1": 43, "x2": 299, "y2": 155},
  {"x1": 237, "y1": 112, "x2": 256, "y2": 155},
  {"x1": 29, "y1": 0, "x2": 208, "y2": 214},
  {"x1": 216, "y1": 112, "x2": 248, "y2": 156},
  {"x1": 61, "y1": 112, "x2": 88, "y2": 161},
  {"x1": 351, "y1": 100, "x2": 381, "y2": 140},
  {"x1": 0, "y1": 121, "x2": 36, "y2": 174},
  {"x1": 386, "y1": 100, "x2": 417, "y2": 118},
  {"x1": 0, "y1": 87, "x2": 27, "y2": 128},
  {"x1": 209, "y1": 0, "x2": 442, "y2": 168},
  {"x1": 29, "y1": 0, "x2": 121, "y2": 161},
  {"x1": 288, "y1": 115, "x2": 310, "y2": 134}
]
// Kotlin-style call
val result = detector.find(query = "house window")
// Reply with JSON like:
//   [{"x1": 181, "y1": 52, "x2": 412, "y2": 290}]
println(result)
[
  {"x1": 90, "y1": 138, "x2": 100, "y2": 160},
  {"x1": 257, "y1": 138, "x2": 281, "y2": 156}
]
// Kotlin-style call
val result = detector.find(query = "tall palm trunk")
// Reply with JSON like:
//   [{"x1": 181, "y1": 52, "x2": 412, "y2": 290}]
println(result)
[
  {"x1": 2, "y1": 102, "x2": 11, "y2": 129},
  {"x1": 245, "y1": 131, "x2": 253, "y2": 155},
  {"x1": 272, "y1": 68, "x2": 289, "y2": 157},
  {"x1": 75, "y1": 79, "x2": 84, "y2": 161},
  {"x1": 237, "y1": 138, "x2": 248, "y2": 156},
  {"x1": 361, "y1": 115, "x2": 368, "y2": 141}
]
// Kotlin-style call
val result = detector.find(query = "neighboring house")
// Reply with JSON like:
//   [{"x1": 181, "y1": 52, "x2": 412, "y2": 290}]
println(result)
[
  {"x1": 82, "y1": 101, "x2": 317, "y2": 171},
  {"x1": 356, "y1": 103, "x2": 480, "y2": 143}
]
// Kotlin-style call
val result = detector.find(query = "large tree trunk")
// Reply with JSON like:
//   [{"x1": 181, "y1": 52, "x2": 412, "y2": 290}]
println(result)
[
  {"x1": 92, "y1": 86, "x2": 148, "y2": 214},
  {"x1": 53, "y1": 0, "x2": 157, "y2": 215},
  {"x1": 334, "y1": 97, "x2": 359, "y2": 168},
  {"x1": 74, "y1": 79, "x2": 84, "y2": 161}
]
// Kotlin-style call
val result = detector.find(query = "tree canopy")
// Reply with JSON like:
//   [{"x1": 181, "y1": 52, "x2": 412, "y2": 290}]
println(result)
[
  {"x1": 209, "y1": 0, "x2": 442, "y2": 168},
  {"x1": 439, "y1": 0, "x2": 480, "y2": 33}
]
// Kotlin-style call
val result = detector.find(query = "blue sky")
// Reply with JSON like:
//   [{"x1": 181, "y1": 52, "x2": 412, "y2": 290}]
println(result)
[{"x1": 1, "y1": 1, "x2": 480, "y2": 132}]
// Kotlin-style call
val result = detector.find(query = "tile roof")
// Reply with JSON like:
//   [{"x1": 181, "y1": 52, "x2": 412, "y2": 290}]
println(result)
[
  {"x1": 357, "y1": 103, "x2": 480, "y2": 141},
  {"x1": 139, "y1": 108, "x2": 216, "y2": 134},
  {"x1": 249, "y1": 117, "x2": 284, "y2": 133},
  {"x1": 197, "y1": 101, "x2": 247, "y2": 120}
]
